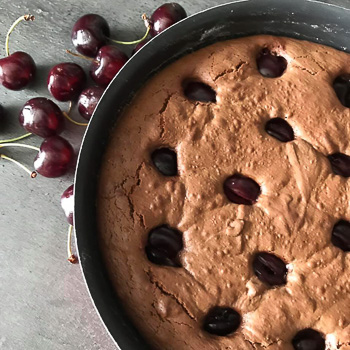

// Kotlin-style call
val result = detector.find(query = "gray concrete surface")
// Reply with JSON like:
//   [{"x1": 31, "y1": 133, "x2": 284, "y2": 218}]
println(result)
[{"x1": 0, "y1": 0, "x2": 349, "y2": 349}]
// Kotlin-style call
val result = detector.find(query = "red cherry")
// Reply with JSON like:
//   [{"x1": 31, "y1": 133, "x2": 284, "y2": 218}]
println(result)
[
  {"x1": 0, "y1": 15, "x2": 36, "y2": 90},
  {"x1": 90, "y1": 45, "x2": 128, "y2": 87},
  {"x1": 132, "y1": 38, "x2": 150, "y2": 55},
  {"x1": 150, "y1": 3, "x2": 187, "y2": 37},
  {"x1": 71, "y1": 14, "x2": 110, "y2": 57},
  {"x1": 47, "y1": 63, "x2": 86, "y2": 102},
  {"x1": 61, "y1": 184, "x2": 74, "y2": 225},
  {"x1": 0, "y1": 52, "x2": 36, "y2": 90},
  {"x1": 34, "y1": 136, "x2": 74, "y2": 178},
  {"x1": 78, "y1": 86, "x2": 104, "y2": 120},
  {"x1": 19, "y1": 97, "x2": 65, "y2": 138}
]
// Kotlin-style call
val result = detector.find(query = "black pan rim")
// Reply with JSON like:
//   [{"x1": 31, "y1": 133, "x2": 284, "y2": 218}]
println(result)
[{"x1": 74, "y1": 0, "x2": 350, "y2": 349}]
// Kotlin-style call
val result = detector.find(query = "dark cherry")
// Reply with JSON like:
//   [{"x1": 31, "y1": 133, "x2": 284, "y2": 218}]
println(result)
[
  {"x1": 253, "y1": 252, "x2": 287, "y2": 286},
  {"x1": 145, "y1": 225, "x2": 183, "y2": 267},
  {"x1": 292, "y1": 329, "x2": 325, "y2": 350},
  {"x1": 47, "y1": 63, "x2": 86, "y2": 102},
  {"x1": 265, "y1": 117, "x2": 294, "y2": 142},
  {"x1": 19, "y1": 97, "x2": 64, "y2": 138},
  {"x1": 257, "y1": 49, "x2": 287, "y2": 78},
  {"x1": 151, "y1": 148, "x2": 177, "y2": 176},
  {"x1": 61, "y1": 184, "x2": 74, "y2": 225},
  {"x1": 203, "y1": 307, "x2": 241, "y2": 336},
  {"x1": 150, "y1": 3, "x2": 187, "y2": 37},
  {"x1": 328, "y1": 152, "x2": 350, "y2": 177},
  {"x1": 333, "y1": 74, "x2": 350, "y2": 108},
  {"x1": 0, "y1": 52, "x2": 36, "y2": 90},
  {"x1": 78, "y1": 86, "x2": 104, "y2": 120},
  {"x1": 331, "y1": 220, "x2": 350, "y2": 252},
  {"x1": 132, "y1": 38, "x2": 150, "y2": 55},
  {"x1": 183, "y1": 81, "x2": 216, "y2": 102},
  {"x1": 223, "y1": 174, "x2": 260, "y2": 205},
  {"x1": 71, "y1": 14, "x2": 110, "y2": 57},
  {"x1": 90, "y1": 45, "x2": 128, "y2": 87},
  {"x1": 34, "y1": 136, "x2": 74, "y2": 178}
]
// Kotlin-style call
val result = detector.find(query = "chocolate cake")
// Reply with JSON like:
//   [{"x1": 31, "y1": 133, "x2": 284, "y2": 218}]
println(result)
[{"x1": 97, "y1": 35, "x2": 350, "y2": 350}]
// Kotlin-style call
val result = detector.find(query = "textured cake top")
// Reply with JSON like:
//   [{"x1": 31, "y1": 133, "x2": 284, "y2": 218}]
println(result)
[{"x1": 98, "y1": 35, "x2": 350, "y2": 350}]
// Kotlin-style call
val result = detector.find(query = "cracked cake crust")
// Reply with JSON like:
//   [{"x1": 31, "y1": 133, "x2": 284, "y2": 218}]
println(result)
[{"x1": 97, "y1": 35, "x2": 350, "y2": 349}]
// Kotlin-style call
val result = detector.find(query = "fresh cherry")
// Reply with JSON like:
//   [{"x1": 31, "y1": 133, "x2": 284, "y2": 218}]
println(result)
[
  {"x1": 203, "y1": 307, "x2": 241, "y2": 336},
  {"x1": 292, "y1": 328, "x2": 325, "y2": 350},
  {"x1": 331, "y1": 220, "x2": 350, "y2": 252},
  {"x1": 71, "y1": 14, "x2": 110, "y2": 57},
  {"x1": 150, "y1": 3, "x2": 187, "y2": 37},
  {"x1": 19, "y1": 97, "x2": 65, "y2": 138},
  {"x1": 0, "y1": 52, "x2": 36, "y2": 91},
  {"x1": 78, "y1": 86, "x2": 104, "y2": 120},
  {"x1": 333, "y1": 74, "x2": 350, "y2": 108},
  {"x1": 223, "y1": 174, "x2": 261, "y2": 205},
  {"x1": 265, "y1": 117, "x2": 294, "y2": 142},
  {"x1": 145, "y1": 225, "x2": 183, "y2": 267},
  {"x1": 151, "y1": 148, "x2": 177, "y2": 176},
  {"x1": 253, "y1": 252, "x2": 287, "y2": 286},
  {"x1": 183, "y1": 81, "x2": 216, "y2": 102},
  {"x1": 0, "y1": 15, "x2": 36, "y2": 91},
  {"x1": 47, "y1": 63, "x2": 86, "y2": 102},
  {"x1": 257, "y1": 49, "x2": 287, "y2": 78},
  {"x1": 132, "y1": 38, "x2": 150, "y2": 55},
  {"x1": 61, "y1": 184, "x2": 74, "y2": 225},
  {"x1": 90, "y1": 45, "x2": 128, "y2": 87},
  {"x1": 328, "y1": 153, "x2": 350, "y2": 177},
  {"x1": 34, "y1": 135, "x2": 74, "y2": 178}
]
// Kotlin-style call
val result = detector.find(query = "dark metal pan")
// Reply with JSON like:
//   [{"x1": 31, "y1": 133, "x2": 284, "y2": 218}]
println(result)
[{"x1": 74, "y1": 0, "x2": 350, "y2": 348}]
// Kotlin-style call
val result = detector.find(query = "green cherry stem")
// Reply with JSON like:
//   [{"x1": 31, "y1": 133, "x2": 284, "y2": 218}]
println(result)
[
  {"x1": 6, "y1": 14, "x2": 35, "y2": 56},
  {"x1": 0, "y1": 132, "x2": 32, "y2": 144},
  {"x1": 62, "y1": 101, "x2": 88, "y2": 126},
  {"x1": 1, "y1": 154, "x2": 37, "y2": 178},
  {"x1": 0, "y1": 143, "x2": 39, "y2": 151},
  {"x1": 109, "y1": 14, "x2": 150, "y2": 45},
  {"x1": 67, "y1": 225, "x2": 78, "y2": 264}
]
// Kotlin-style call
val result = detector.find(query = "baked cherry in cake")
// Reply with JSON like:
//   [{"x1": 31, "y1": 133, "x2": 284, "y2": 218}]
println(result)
[
  {"x1": 257, "y1": 49, "x2": 287, "y2": 78},
  {"x1": 292, "y1": 329, "x2": 325, "y2": 350},
  {"x1": 253, "y1": 252, "x2": 288, "y2": 286},
  {"x1": 203, "y1": 307, "x2": 241, "y2": 336},
  {"x1": 331, "y1": 220, "x2": 350, "y2": 252},
  {"x1": 328, "y1": 152, "x2": 350, "y2": 177},
  {"x1": 145, "y1": 225, "x2": 183, "y2": 267},
  {"x1": 265, "y1": 117, "x2": 294, "y2": 142},
  {"x1": 333, "y1": 74, "x2": 350, "y2": 108},
  {"x1": 223, "y1": 174, "x2": 261, "y2": 205},
  {"x1": 183, "y1": 81, "x2": 216, "y2": 102},
  {"x1": 151, "y1": 148, "x2": 177, "y2": 176}
]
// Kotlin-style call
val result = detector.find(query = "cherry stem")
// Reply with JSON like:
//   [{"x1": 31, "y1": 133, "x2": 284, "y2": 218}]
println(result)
[
  {"x1": 67, "y1": 225, "x2": 78, "y2": 264},
  {"x1": 6, "y1": 14, "x2": 35, "y2": 56},
  {"x1": 109, "y1": 14, "x2": 150, "y2": 45},
  {"x1": 0, "y1": 143, "x2": 40, "y2": 151},
  {"x1": 0, "y1": 132, "x2": 32, "y2": 144},
  {"x1": 1, "y1": 154, "x2": 37, "y2": 178},
  {"x1": 66, "y1": 49, "x2": 97, "y2": 63},
  {"x1": 63, "y1": 101, "x2": 88, "y2": 126}
]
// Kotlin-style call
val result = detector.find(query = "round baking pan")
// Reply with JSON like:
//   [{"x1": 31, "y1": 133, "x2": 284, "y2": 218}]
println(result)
[{"x1": 74, "y1": 0, "x2": 350, "y2": 348}]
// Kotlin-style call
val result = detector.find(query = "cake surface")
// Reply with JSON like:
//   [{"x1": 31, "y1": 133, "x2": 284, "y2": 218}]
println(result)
[{"x1": 97, "y1": 35, "x2": 350, "y2": 349}]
